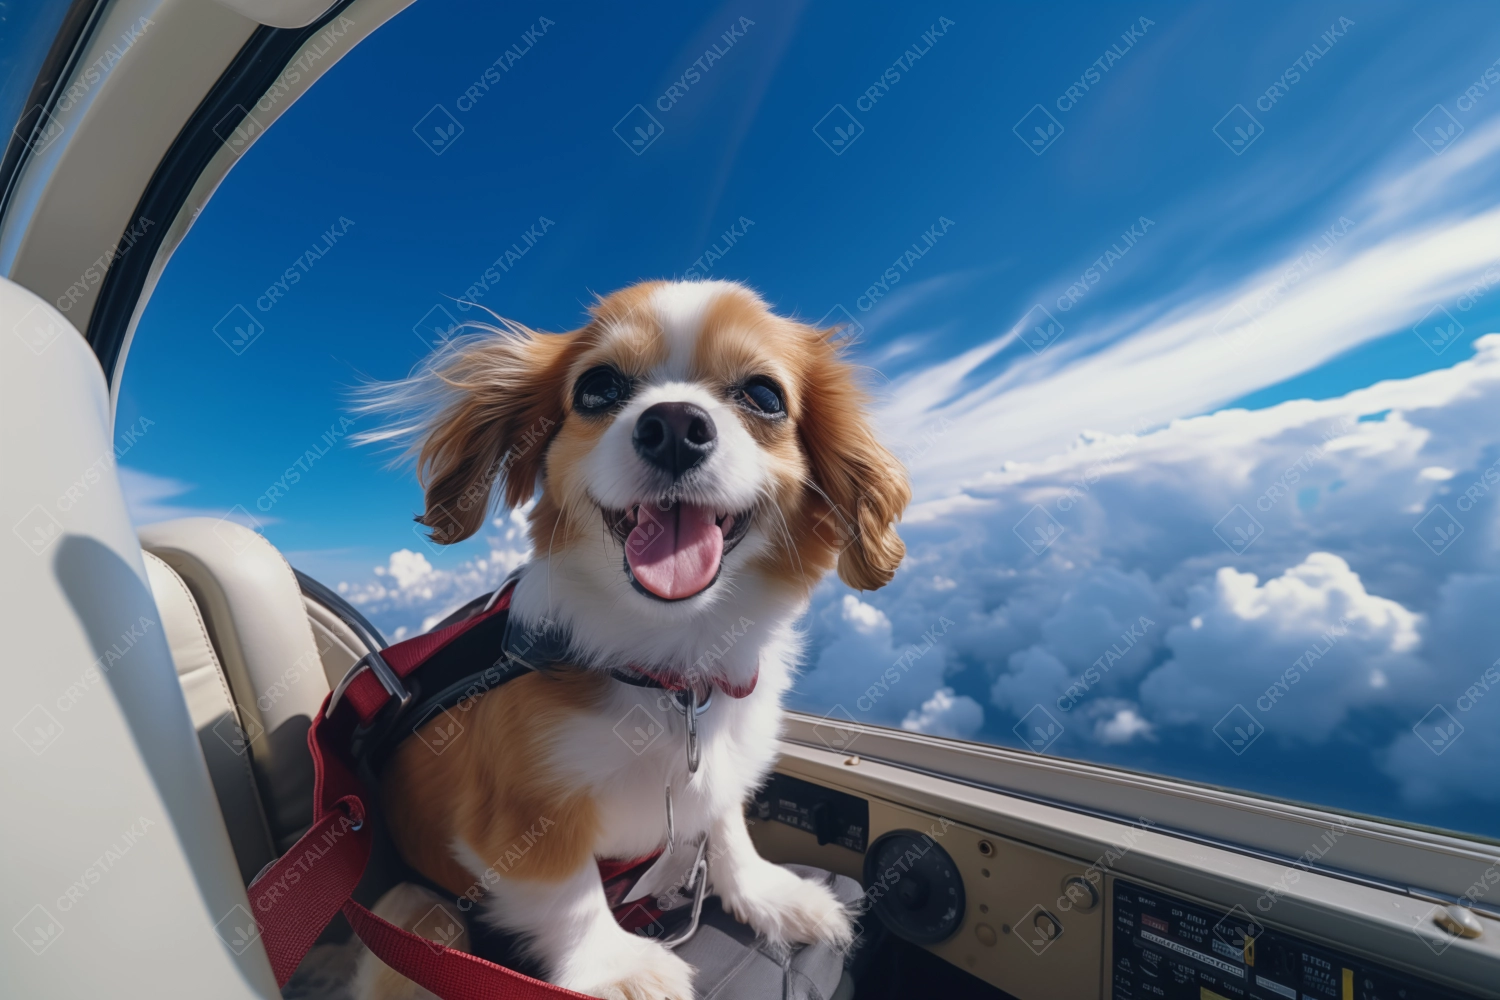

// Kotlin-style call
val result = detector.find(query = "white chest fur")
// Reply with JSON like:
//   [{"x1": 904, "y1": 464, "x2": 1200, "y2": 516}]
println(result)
[
  {"x1": 549, "y1": 646, "x2": 791, "y2": 863},
  {"x1": 503, "y1": 563, "x2": 802, "y2": 892}
]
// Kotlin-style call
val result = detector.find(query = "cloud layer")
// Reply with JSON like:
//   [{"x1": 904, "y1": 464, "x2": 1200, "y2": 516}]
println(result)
[{"x1": 791, "y1": 335, "x2": 1500, "y2": 830}]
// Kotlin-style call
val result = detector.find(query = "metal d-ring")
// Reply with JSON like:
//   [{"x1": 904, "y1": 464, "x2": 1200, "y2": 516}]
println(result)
[
  {"x1": 684, "y1": 689, "x2": 701, "y2": 773},
  {"x1": 660, "y1": 833, "x2": 709, "y2": 950},
  {"x1": 666, "y1": 687, "x2": 713, "y2": 716}
]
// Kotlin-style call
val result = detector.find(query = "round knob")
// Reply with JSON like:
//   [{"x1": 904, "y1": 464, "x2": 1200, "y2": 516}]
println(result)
[
  {"x1": 862, "y1": 830, "x2": 966, "y2": 944},
  {"x1": 895, "y1": 876, "x2": 931, "y2": 910},
  {"x1": 1061, "y1": 875, "x2": 1100, "y2": 912},
  {"x1": 1033, "y1": 909, "x2": 1063, "y2": 942}
]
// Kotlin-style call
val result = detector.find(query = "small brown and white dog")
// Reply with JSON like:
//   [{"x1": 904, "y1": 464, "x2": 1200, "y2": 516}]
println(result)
[{"x1": 353, "y1": 280, "x2": 909, "y2": 1000}]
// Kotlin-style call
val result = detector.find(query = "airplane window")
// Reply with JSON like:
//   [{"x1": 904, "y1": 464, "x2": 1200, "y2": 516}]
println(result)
[{"x1": 117, "y1": 0, "x2": 1500, "y2": 841}]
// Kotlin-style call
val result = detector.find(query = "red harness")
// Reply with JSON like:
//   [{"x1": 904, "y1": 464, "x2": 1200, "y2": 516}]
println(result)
[{"x1": 248, "y1": 583, "x2": 699, "y2": 997}]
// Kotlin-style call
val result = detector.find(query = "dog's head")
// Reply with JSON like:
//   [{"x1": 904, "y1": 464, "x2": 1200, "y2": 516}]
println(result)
[{"x1": 384, "y1": 280, "x2": 909, "y2": 625}]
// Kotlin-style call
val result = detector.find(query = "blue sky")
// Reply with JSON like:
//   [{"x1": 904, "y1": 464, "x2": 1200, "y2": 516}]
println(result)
[{"x1": 117, "y1": 0, "x2": 1500, "y2": 838}]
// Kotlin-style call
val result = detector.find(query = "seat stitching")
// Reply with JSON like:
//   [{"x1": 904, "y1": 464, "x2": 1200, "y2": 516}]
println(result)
[{"x1": 144, "y1": 552, "x2": 268, "y2": 833}]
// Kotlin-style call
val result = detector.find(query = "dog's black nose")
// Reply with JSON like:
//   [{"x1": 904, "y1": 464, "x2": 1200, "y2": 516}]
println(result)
[{"x1": 634, "y1": 402, "x2": 716, "y2": 477}]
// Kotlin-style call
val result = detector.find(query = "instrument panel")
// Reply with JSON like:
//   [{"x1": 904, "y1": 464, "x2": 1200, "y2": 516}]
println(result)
[
  {"x1": 751, "y1": 772, "x2": 869, "y2": 852},
  {"x1": 1110, "y1": 879, "x2": 1481, "y2": 1000},
  {"x1": 747, "y1": 754, "x2": 1498, "y2": 1000},
  {"x1": 750, "y1": 791, "x2": 1108, "y2": 999}
]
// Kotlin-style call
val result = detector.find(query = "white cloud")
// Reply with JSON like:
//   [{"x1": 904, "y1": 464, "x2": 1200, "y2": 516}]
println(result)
[
  {"x1": 990, "y1": 645, "x2": 1069, "y2": 715},
  {"x1": 1379, "y1": 573, "x2": 1500, "y2": 806},
  {"x1": 902, "y1": 687, "x2": 984, "y2": 740},
  {"x1": 1093, "y1": 703, "x2": 1154, "y2": 745},
  {"x1": 878, "y1": 119, "x2": 1500, "y2": 496},
  {"x1": 1138, "y1": 553, "x2": 1422, "y2": 741},
  {"x1": 1381, "y1": 704, "x2": 1500, "y2": 807},
  {"x1": 795, "y1": 594, "x2": 955, "y2": 728},
  {"x1": 118, "y1": 467, "x2": 245, "y2": 526},
  {"x1": 386, "y1": 549, "x2": 435, "y2": 590},
  {"x1": 338, "y1": 508, "x2": 531, "y2": 637}
]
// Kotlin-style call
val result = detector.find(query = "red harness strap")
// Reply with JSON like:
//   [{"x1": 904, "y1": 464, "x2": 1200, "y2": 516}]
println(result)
[
  {"x1": 248, "y1": 689, "x2": 589, "y2": 998},
  {"x1": 247, "y1": 585, "x2": 660, "y2": 997},
  {"x1": 336, "y1": 589, "x2": 516, "y2": 728}
]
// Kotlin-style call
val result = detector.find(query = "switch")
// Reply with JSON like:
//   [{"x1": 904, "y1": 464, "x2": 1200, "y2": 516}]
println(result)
[
  {"x1": 1033, "y1": 909, "x2": 1063, "y2": 942},
  {"x1": 811, "y1": 799, "x2": 836, "y2": 846}
]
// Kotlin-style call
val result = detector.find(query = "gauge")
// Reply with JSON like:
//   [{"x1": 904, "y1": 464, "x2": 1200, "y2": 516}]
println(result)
[{"x1": 862, "y1": 829, "x2": 966, "y2": 944}]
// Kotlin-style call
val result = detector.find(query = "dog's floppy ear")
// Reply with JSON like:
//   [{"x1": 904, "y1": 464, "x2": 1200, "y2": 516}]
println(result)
[
  {"x1": 796, "y1": 328, "x2": 911, "y2": 590},
  {"x1": 362, "y1": 325, "x2": 575, "y2": 546}
]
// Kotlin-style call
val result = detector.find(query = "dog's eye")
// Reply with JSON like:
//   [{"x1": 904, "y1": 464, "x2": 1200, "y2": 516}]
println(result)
[
  {"x1": 736, "y1": 377, "x2": 785, "y2": 416},
  {"x1": 574, "y1": 366, "x2": 631, "y2": 414}
]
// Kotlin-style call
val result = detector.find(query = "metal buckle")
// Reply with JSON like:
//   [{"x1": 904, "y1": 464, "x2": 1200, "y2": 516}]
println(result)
[
  {"x1": 659, "y1": 833, "x2": 709, "y2": 950},
  {"x1": 326, "y1": 649, "x2": 412, "y2": 719},
  {"x1": 666, "y1": 688, "x2": 708, "y2": 773}
]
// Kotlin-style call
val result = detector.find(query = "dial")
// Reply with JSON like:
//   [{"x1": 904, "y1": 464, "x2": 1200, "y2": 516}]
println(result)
[{"x1": 862, "y1": 829, "x2": 966, "y2": 945}]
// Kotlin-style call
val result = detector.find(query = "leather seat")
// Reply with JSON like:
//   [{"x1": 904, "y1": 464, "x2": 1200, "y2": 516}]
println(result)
[
  {"x1": 139, "y1": 517, "x2": 379, "y2": 880},
  {"x1": 143, "y1": 550, "x2": 277, "y2": 882}
]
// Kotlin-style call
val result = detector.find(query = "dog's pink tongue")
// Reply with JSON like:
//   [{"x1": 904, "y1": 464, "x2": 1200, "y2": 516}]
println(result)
[{"x1": 627, "y1": 503, "x2": 723, "y2": 600}]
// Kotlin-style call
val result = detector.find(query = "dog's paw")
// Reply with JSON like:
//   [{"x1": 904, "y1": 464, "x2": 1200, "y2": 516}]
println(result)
[
  {"x1": 558, "y1": 937, "x2": 695, "y2": 1000},
  {"x1": 718, "y1": 861, "x2": 854, "y2": 952}
]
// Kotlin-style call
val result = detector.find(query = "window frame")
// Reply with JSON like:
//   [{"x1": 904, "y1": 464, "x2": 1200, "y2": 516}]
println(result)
[{"x1": 0, "y1": 0, "x2": 105, "y2": 223}]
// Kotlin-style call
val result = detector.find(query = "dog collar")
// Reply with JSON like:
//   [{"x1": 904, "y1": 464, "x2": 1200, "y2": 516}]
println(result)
[
  {"x1": 497, "y1": 577, "x2": 759, "y2": 700},
  {"x1": 607, "y1": 663, "x2": 759, "y2": 701}
]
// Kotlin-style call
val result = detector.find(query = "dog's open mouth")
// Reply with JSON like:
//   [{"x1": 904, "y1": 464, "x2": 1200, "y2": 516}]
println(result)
[{"x1": 606, "y1": 501, "x2": 752, "y2": 601}]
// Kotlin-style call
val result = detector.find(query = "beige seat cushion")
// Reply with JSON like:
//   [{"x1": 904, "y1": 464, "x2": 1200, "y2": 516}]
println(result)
[
  {"x1": 142, "y1": 552, "x2": 276, "y2": 882},
  {"x1": 140, "y1": 517, "x2": 329, "y2": 851}
]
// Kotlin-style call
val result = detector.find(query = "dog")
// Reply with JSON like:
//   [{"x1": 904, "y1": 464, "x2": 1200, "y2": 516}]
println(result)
[{"x1": 353, "y1": 280, "x2": 910, "y2": 999}]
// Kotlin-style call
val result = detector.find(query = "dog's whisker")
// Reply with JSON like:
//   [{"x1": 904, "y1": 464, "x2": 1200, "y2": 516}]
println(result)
[
  {"x1": 544, "y1": 502, "x2": 569, "y2": 614},
  {"x1": 757, "y1": 490, "x2": 805, "y2": 581},
  {"x1": 770, "y1": 501, "x2": 801, "y2": 575}
]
